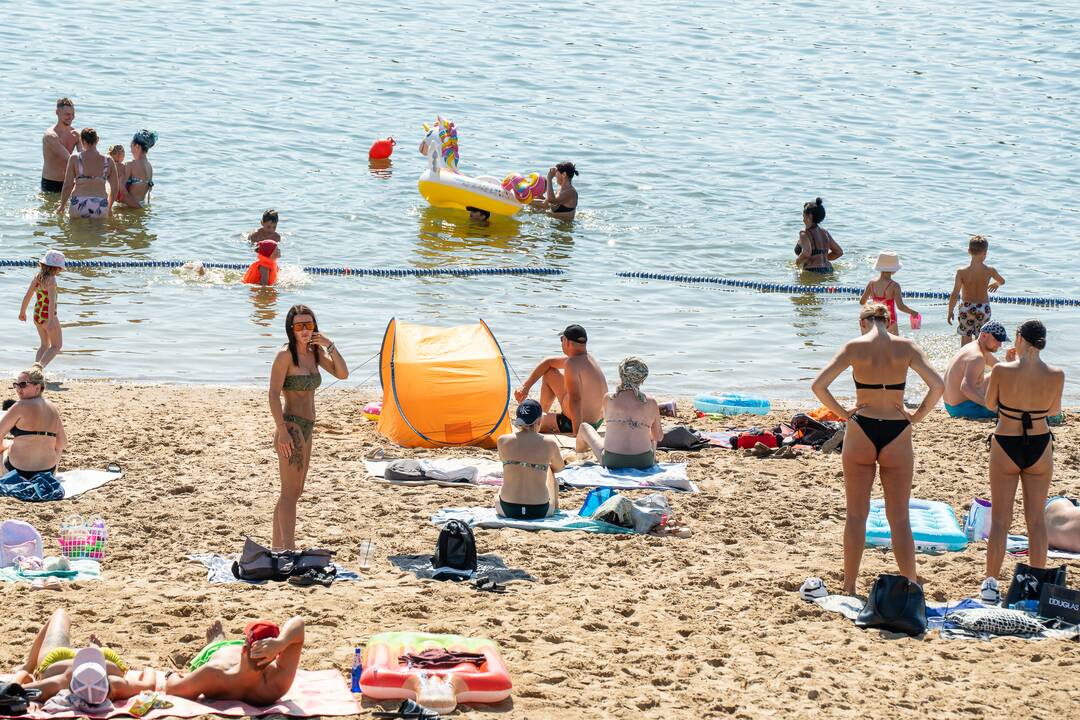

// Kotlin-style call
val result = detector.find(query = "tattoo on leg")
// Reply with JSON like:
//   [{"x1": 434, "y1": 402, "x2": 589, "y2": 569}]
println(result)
[{"x1": 288, "y1": 426, "x2": 305, "y2": 469}]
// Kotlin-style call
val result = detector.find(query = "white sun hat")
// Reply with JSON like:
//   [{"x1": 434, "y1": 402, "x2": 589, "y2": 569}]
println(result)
[
  {"x1": 69, "y1": 647, "x2": 110, "y2": 706},
  {"x1": 42, "y1": 249, "x2": 66, "y2": 269},
  {"x1": 873, "y1": 250, "x2": 901, "y2": 273}
]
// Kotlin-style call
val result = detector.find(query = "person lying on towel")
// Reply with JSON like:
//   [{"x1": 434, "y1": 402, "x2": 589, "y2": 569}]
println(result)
[
  {"x1": 496, "y1": 400, "x2": 564, "y2": 519},
  {"x1": 166, "y1": 617, "x2": 304, "y2": 705},
  {"x1": 10, "y1": 608, "x2": 156, "y2": 706},
  {"x1": 1046, "y1": 496, "x2": 1080, "y2": 553}
]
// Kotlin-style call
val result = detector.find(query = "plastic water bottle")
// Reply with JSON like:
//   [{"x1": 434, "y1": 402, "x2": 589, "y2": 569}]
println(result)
[{"x1": 350, "y1": 645, "x2": 362, "y2": 693}]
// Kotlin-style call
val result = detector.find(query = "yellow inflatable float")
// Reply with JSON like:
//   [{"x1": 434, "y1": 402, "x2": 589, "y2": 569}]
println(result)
[{"x1": 418, "y1": 117, "x2": 546, "y2": 217}]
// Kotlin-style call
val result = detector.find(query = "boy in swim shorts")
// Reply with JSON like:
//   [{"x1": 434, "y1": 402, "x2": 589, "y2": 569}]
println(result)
[
  {"x1": 248, "y1": 209, "x2": 281, "y2": 245},
  {"x1": 947, "y1": 235, "x2": 1005, "y2": 346}
]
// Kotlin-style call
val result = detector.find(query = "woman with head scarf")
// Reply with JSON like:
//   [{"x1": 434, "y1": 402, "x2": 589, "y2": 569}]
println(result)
[{"x1": 575, "y1": 357, "x2": 661, "y2": 469}]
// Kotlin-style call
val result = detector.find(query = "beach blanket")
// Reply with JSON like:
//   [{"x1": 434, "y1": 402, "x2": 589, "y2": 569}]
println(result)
[
  {"x1": 0, "y1": 669, "x2": 357, "y2": 719},
  {"x1": 0, "y1": 468, "x2": 120, "y2": 502},
  {"x1": 432, "y1": 507, "x2": 635, "y2": 534},
  {"x1": 1006, "y1": 535, "x2": 1080, "y2": 560},
  {"x1": 811, "y1": 594, "x2": 1079, "y2": 640},
  {"x1": 390, "y1": 553, "x2": 535, "y2": 584},
  {"x1": 364, "y1": 459, "x2": 503, "y2": 486},
  {"x1": 557, "y1": 462, "x2": 697, "y2": 492},
  {"x1": 0, "y1": 559, "x2": 100, "y2": 584},
  {"x1": 187, "y1": 554, "x2": 361, "y2": 584}
]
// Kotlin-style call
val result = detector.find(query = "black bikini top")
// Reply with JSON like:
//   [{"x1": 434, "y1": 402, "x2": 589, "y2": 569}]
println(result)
[
  {"x1": 10, "y1": 425, "x2": 57, "y2": 438},
  {"x1": 854, "y1": 378, "x2": 906, "y2": 391},
  {"x1": 997, "y1": 401, "x2": 1049, "y2": 433}
]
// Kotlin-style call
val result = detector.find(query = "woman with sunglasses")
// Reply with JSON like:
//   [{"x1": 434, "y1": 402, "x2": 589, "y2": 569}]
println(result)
[
  {"x1": 268, "y1": 305, "x2": 349, "y2": 551},
  {"x1": 1, "y1": 363, "x2": 66, "y2": 479}
]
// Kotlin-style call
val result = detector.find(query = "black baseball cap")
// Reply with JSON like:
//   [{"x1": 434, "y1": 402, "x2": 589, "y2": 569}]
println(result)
[
  {"x1": 514, "y1": 399, "x2": 543, "y2": 426},
  {"x1": 560, "y1": 324, "x2": 587, "y2": 343}
]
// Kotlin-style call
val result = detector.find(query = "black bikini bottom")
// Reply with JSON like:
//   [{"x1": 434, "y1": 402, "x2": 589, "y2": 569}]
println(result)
[
  {"x1": 3, "y1": 455, "x2": 57, "y2": 479},
  {"x1": 991, "y1": 433, "x2": 1053, "y2": 471},
  {"x1": 498, "y1": 499, "x2": 548, "y2": 520},
  {"x1": 852, "y1": 415, "x2": 910, "y2": 456}
]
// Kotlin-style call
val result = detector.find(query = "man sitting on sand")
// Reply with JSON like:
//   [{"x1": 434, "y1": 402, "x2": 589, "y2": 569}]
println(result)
[
  {"x1": 1046, "y1": 496, "x2": 1080, "y2": 554},
  {"x1": 10, "y1": 608, "x2": 155, "y2": 705},
  {"x1": 166, "y1": 617, "x2": 304, "y2": 706},
  {"x1": 513, "y1": 324, "x2": 607, "y2": 434},
  {"x1": 942, "y1": 321, "x2": 1011, "y2": 419}
]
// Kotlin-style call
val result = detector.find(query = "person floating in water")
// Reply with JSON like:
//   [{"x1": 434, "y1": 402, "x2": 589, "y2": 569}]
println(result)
[
  {"x1": 947, "y1": 235, "x2": 1005, "y2": 346},
  {"x1": 243, "y1": 240, "x2": 279, "y2": 286}
]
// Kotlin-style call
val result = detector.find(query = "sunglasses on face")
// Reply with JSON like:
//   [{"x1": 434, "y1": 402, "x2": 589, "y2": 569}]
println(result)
[
  {"x1": 292, "y1": 321, "x2": 315, "y2": 332},
  {"x1": 12, "y1": 381, "x2": 34, "y2": 389}
]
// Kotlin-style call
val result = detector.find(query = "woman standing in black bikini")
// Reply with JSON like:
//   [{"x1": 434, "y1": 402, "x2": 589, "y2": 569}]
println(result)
[
  {"x1": 795, "y1": 197, "x2": 843, "y2": 274},
  {"x1": 1, "y1": 364, "x2": 66, "y2": 479},
  {"x1": 268, "y1": 305, "x2": 349, "y2": 551},
  {"x1": 980, "y1": 320, "x2": 1064, "y2": 603},
  {"x1": 119, "y1": 129, "x2": 156, "y2": 209},
  {"x1": 811, "y1": 303, "x2": 944, "y2": 594}
]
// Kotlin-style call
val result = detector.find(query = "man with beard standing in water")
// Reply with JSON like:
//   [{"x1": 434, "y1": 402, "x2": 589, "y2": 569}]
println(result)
[{"x1": 41, "y1": 98, "x2": 80, "y2": 193}]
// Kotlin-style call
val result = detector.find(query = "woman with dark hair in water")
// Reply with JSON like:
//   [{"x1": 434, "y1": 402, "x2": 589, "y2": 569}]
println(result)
[
  {"x1": 118, "y1": 129, "x2": 157, "y2": 208},
  {"x1": 537, "y1": 161, "x2": 579, "y2": 219},
  {"x1": 979, "y1": 320, "x2": 1065, "y2": 603},
  {"x1": 795, "y1": 197, "x2": 843, "y2": 274},
  {"x1": 268, "y1": 305, "x2": 349, "y2": 551}
]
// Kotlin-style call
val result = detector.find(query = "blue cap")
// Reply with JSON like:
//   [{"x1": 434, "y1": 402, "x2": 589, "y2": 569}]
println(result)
[
  {"x1": 514, "y1": 399, "x2": 543, "y2": 427},
  {"x1": 980, "y1": 321, "x2": 1009, "y2": 342}
]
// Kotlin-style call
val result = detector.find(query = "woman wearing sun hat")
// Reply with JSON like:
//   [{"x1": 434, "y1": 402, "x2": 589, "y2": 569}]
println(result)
[{"x1": 859, "y1": 250, "x2": 919, "y2": 335}]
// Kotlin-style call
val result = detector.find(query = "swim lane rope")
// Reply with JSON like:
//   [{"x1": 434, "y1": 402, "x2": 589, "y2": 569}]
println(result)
[
  {"x1": 617, "y1": 271, "x2": 1080, "y2": 308},
  {"x1": 0, "y1": 259, "x2": 562, "y2": 277}
]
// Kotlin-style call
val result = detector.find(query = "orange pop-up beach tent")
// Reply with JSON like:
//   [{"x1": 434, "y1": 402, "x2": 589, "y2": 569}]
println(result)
[{"x1": 378, "y1": 318, "x2": 512, "y2": 448}]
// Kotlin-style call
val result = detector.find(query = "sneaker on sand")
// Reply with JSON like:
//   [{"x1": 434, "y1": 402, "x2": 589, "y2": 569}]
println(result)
[
  {"x1": 800, "y1": 577, "x2": 828, "y2": 601},
  {"x1": 979, "y1": 577, "x2": 1001, "y2": 604}
]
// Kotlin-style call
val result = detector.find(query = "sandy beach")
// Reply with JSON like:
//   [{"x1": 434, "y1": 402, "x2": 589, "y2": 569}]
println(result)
[{"x1": 1, "y1": 381, "x2": 1078, "y2": 718}]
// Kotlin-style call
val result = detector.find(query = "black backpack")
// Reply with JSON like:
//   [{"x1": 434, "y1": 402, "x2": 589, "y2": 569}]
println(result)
[
  {"x1": 0, "y1": 682, "x2": 41, "y2": 716},
  {"x1": 431, "y1": 520, "x2": 477, "y2": 580}
]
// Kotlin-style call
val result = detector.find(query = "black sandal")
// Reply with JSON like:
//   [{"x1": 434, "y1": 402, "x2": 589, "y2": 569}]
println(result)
[
  {"x1": 474, "y1": 577, "x2": 507, "y2": 594},
  {"x1": 371, "y1": 698, "x2": 441, "y2": 719}
]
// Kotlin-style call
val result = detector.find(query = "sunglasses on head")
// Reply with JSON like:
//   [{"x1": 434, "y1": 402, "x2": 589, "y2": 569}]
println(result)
[{"x1": 292, "y1": 321, "x2": 315, "y2": 332}]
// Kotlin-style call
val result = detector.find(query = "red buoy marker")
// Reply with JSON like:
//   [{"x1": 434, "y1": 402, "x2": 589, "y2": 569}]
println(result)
[{"x1": 368, "y1": 137, "x2": 395, "y2": 160}]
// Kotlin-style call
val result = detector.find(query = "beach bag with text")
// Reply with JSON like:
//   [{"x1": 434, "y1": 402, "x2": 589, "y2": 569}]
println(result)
[
  {"x1": 1038, "y1": 584, "x2": 1080, "y2": 625},
  {"x1": 432, "y1": 520, "x2": 477, "y2": 580},
  {"x1": 1004, "y1": 562, "x2": 1066, "y2": 607},
  {"x1": 855, "y1": 574, "x2": 927, "y2": 636}
]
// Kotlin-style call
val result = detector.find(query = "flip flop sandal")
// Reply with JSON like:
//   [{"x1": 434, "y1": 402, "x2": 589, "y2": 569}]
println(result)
[
  {"x1": 372, "y1": 699, "x2": 441, "y2": 719},
  {"x1": 474, "y1": 577, "x2": 507, "y2": 594}
]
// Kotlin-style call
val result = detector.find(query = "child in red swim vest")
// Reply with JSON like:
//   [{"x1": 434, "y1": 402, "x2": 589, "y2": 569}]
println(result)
[{"x1": 243, "y1": 239, "x2": 279, "y2": 286}]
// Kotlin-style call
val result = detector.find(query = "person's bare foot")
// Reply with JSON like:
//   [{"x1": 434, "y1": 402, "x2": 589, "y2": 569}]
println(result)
[{"x1": 205, "y1": 620, "x2": 225, "y2": 644}]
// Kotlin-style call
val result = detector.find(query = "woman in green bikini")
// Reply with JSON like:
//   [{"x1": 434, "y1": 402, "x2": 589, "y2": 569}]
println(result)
[{"x1": 269, "y1": 305, "x2": 349, "y2": 551}]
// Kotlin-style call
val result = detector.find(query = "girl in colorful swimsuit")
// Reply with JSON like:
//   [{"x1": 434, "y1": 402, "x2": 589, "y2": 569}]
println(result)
[
  {"x1": 811, "y1": 303, "x2": 944, "y2": 595},
  {"x1": 268, "y1": 305, "x2": 349, "y2": 551},
  {"x1": 859, "y1": 251, "x2": 919, "y2": 335},
  {"x1": 56, "y1": 128, "x2": 119, "y2": 218},
  {"x1": 19, "y1": 250, "x2": 65, "y2": 367},
  {"x1": 979, "y1": 320, "x2": 1065, "y2": 603}
]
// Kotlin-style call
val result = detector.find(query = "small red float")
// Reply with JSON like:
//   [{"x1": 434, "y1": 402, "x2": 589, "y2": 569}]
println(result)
[{"x1": 369, "y1": 137, "x2": 396, "y2": 160}]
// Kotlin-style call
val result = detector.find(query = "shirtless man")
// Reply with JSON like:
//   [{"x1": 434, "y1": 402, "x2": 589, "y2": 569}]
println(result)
[
  {"x1": 10, "y1": 608, "x2": 154, "y2": 705},
  {"x1": 946, "y1": 235, "x2": 1006, "y2": 346},
  {"x1": 943, "y1": 321, "x2": 1012, "y2": 419},
  {"x1": 513, "y1": 324, "x2": 607, "y2": 434},
  {"x1": 166, "y1": 618, "x2": 304, "y2": 706},
  {"x1": 41, "y1": 98, "x2": 80, "y2": 193},
  {"x1": 1045, "y1": 497, "x2": 1080, "y2": 554}
]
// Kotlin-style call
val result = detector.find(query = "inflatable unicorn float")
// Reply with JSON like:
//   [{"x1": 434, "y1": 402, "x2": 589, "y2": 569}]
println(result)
[{"x1": 418, "y1": 116, "x2": 546, "y2": 217}]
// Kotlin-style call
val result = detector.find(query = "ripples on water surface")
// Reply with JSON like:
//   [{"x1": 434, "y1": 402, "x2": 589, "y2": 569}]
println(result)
[{"x1": 1, "y1": 1, "x2": 1078, "y2": 400}]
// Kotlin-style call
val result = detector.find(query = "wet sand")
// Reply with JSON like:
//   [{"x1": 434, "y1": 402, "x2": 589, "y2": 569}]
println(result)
[{"x1": 1, "y1": 382, "x2": 1078, "y2": 718}]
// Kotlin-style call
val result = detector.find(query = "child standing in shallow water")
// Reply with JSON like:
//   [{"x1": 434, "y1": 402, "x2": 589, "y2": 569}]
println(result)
[
  {"x1": 18, "y1": 250, "x2": 65, "y2": 367},
  {"x1": 947, "y1": 235, "x2": 1005, "y2": 346},
  {"x1": 108, "y1": 145, "x2": 129, "y2": 204},
  {"x1": 859, "y1": 251, "x2": 919, "y2": 335}
]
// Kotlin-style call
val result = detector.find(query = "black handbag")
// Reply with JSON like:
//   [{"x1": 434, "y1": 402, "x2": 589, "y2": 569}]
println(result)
[
  {"x1": 855, "y1": 574, "x2": 927, "y2": 636},
  {"x1": 0, "y1": 682, "x2": 42, "y2": 716},
  {"x1": 231, "y1": 537, "x2": 295, "y2": 582},
  {"x1": 1004, "y1": 563, "x2": 1066, "y2": 607}
]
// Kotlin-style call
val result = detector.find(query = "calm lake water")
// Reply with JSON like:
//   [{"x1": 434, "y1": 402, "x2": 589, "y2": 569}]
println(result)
[{"x1": 1, "y1": 1, "x2": 1078, "y2": 402}]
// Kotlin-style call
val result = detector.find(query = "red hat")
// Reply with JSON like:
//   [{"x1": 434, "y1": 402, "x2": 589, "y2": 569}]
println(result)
[
  {"x1": 256, "y1": 239, "x2": 278, "y2": 258},
  {"x1": 244, "y1": 620, "x2": 280, "y2": 646}
]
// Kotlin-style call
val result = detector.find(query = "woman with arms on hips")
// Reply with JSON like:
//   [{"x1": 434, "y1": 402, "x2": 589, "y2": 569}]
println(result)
[
  {"x1": 810, "y1": 303, "x2": 944, "y2": 595},
  {"x1": 268, "y1": 305, "x2": 348, "y2": 551}
]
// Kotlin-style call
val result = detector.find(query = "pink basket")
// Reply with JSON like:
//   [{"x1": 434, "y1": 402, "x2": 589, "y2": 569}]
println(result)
[{"x1": 57, "y1": 518, "x2": 107, "y2": 561}]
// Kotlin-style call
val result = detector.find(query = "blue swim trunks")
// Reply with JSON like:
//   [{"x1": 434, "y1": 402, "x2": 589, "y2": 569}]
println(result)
[{"x1": 944, "y1": 400, "x2": 997, "y2": 419}]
